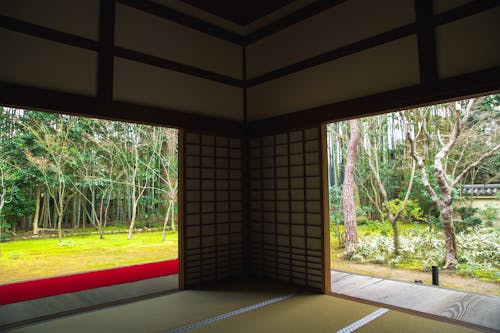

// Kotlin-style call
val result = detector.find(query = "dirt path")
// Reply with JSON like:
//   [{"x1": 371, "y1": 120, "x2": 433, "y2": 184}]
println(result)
[{"x1": 332, "y1": 258, "x2": 500, "y2": 296}]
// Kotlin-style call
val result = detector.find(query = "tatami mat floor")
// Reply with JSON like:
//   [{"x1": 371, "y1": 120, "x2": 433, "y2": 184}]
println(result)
[
  {"x1": 1, "y1": 277, "x2": 487, "y2": 333},
  {"x1": 0, "y1": 274, "x2": 179, "y2": 330}
]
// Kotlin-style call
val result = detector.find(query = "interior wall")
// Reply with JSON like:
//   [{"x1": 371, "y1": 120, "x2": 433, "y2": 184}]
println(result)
[
  {"x1": 247, "y1": 36, "x2": 419, "y2": 121},
  {"x1": 245, "y1": 0, "x2": 500, "y2": 123},
  {"x1": 183, "y1": 131, "x2": 244, "y2": 287},
  {"x1": 0, "y1": 0, "x2": 244, "y2": 124},
  {"x1": 113, "y1": 58, "x2": 243, "y2": 120},
  {"x1": 113, "y1": 3, "x2": 244, "y2": 121},
  {"x1": 248, "y1": 126, "x2": 326, "y2": 291},
  {"x1": 0, "y1": 0, "x2": 99, "y2": 40},
  {"x1": 0, "y1": 28, "x2": 98, "y2": 96},
  {"x1": 115, "y1": 3, "x2": 242, "y2": 80},
  {"x1": 435, "y1": 7, "x2": 500, "y2": 79},
  {"x1": 246, "y1": 0, "x2": 415, "y2": 79}
]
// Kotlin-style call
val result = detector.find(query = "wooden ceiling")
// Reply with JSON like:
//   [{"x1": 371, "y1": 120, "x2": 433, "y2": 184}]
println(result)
[{"x1": 181, "y1": 0, "x2": 296, "y2": 25}]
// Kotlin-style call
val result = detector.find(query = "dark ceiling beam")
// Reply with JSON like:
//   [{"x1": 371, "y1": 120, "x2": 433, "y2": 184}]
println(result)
[
  {"x1": 0, "y1": 14, "x2": 99, "y2": 50},
  {"x1": 97, "y1": 0, "x2": 116, "y2": 102},
  {"x1": 114, "y1": 47, "x2": 244, "y2": 88},
  {"x1": 415, "y1": 0, "x2": 437, "y2": 84},
  {"x1": 0, "y1": 12, "x2": 243, "y2": 88},
  {"x1": 433, "y1": 0, "x2": 499, "y2": 25},
  {"x1": 243, "y1": 0, "x2": 347, "y2": 45},
  {"x1": 246, "y1": 0, "x2": 499, "y2": 88},
  {"x1": 116, "y1": 0, "x2": 243, "y2": 45},
  {"x1": 246, "y1": 23, "x2": 416, "y2": 87},
  {"x1": 248, "y1": 66, "x2": 500, "y2": 136},
  {"x1": 0, "y1": 82, "x2": 242, "y2": 136}
]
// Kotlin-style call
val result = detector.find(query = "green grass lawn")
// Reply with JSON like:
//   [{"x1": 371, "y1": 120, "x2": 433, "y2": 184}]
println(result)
[{"x1": 0, "y1": 231, "x2": 178, "y2": 285}]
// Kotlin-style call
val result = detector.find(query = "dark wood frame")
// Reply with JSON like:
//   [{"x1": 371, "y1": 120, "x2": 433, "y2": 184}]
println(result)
[
  {"x1": 178, "y1": 129, "x2": 186, "y2": 290},
  {"x1": 97, "y1": 0, "x2": 115, "y2": 102},
  {"x1": 248, "y1": 66, "x2": 500, "y2": 136},
  {"x1": 1, "y1": 0, "x2": 499, "y2": 298},
  {"x1": 320, "y1": 123, "x2": 331, "y2": 294},
  {"x1": 0, "y1": 0, "x2": 497, "y2": 134}
]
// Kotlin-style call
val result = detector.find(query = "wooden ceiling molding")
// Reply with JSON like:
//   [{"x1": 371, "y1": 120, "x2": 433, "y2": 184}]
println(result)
[{"x1": 181, "y1": 0, "x2": 295, "y2": 26}]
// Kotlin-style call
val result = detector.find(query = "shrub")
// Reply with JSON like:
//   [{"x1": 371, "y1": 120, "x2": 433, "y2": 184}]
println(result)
[
  {"x1": 345, "y1": 226, "x2": 499, "y2": 280},
  {"x1": 480, "y1": 207, "x2": 498, "y2": 227},
  {"x1": 387, "y1": 199, "x2": 427, "y2": 223},
  {"x1": 357, "y1": 216, "x2": 369, "y2": 226},
  {"x1": 455, "y1": 206, "x2": 483, "y2": 233},
  {"x1": 457, "y1": 206, "x2": 479, "y2": 220}
]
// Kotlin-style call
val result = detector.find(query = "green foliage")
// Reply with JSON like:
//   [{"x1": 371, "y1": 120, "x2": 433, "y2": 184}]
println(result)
[
  {"x1": 387, "y1": 199, "x2": 426, "y2": 223},
  {"x1": 356, "y1": 216, "x2": 369, "y2": 226},
  {"x1": 455, "y1": 206, "x2": 483, "y2": 233},
  {"x1": 329, "y1": 186, "x2": 344, "y2": 247},
  {"x1": 457, "y1": 206, "x2": 479, "y2": 220},
  {"x1": 0, "y1": 107, "x2": 179, "y2": 235},
  {"x1": 480, "y1": 207, "x2": 498, "y2": 227},
  {"x1": 363, "y1": 220, "x2": 392, "y2": 237},
  {"x1": 345, "y1": 227, "x2": 499, "y2": 281}
]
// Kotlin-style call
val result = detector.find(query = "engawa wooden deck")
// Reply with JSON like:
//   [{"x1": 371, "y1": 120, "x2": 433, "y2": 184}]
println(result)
[{"x1": 331, "y1": 270, "x2": 500, "y2": 332}]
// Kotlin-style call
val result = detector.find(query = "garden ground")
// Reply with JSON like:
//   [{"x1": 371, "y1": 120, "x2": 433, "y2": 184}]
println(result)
[
  {"x1": 0, "y1": 227, "x2": 498, "y2": 297},
  {"x1": 330, "y1": 223, "x2": 500, "y2": 296},
  {"x1": 0, "y1": 231, "x2": 178, "y2": 285},
  {"x1": 331, "y1": 248, "x2": 500, "y2": 296}
]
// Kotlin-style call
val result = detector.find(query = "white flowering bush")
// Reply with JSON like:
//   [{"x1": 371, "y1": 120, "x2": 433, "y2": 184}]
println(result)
[{"x1": 345, "y1": 227, "x2": 499, "y2": 281}]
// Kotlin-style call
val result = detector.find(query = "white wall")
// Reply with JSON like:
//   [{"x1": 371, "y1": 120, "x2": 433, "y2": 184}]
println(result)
[
  {"x1": 114, "y1": 58, "x2": 243, "y2": 120},
  {"x1": 0, "y1": 28, "x2": 97, "y2": 96}
]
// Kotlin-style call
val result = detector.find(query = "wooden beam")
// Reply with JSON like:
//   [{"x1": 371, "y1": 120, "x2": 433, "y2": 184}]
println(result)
[
  {"x1": 0, "y1": 14, "x2": 99, "y2": 50},
  {"x1": 116, "y1": 0, "x2": 243, "y2": 45},
  {"x1": 0, "y1": 82, "x2": 243, "y2": 136},
  {"x1": 97, "y1": 0, "x2": 116, "y2": 102},
  {"x1": 114, "y1": 47, "x2": 244, "y2": 88},
  {"x1": 320, "y1": 123, "x2": 331, "y2": 294},
  {"x1": 243, "y1": 0, "x2": 347, "y2": 45},
  {"x1": 247, "y1": 67, "x2": 500, "y2": 136},
  {"x1": 178, "y1": 128, "x2": 186, "y2": 290},
  {"x1": 433, "y1": 0, "x2": 499, "y2": 26},
  {"x1": 415, "y1": 0, "x2": 437, "y2": 84},
  {"x1": 246, "y1": 23, "x2": 416, "y2": 86}
]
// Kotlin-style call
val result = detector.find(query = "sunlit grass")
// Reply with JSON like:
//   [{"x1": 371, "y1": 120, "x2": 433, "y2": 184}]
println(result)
[{"x1": 0, "y1": 231, "x2": 178, "y2": 285}]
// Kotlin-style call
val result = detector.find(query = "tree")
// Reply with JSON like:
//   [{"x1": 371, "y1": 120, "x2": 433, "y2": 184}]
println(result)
[
  {"x1": 343, "y1": 119, "x2": 360, "y2": 250},
  {"x1": 146, "y1": 127, "x2": 178, "y2": 240},
  {"x1": 361, "y1": 113, "x2": 416, "y2": 256},
  {"x1": 23, "y1": 115, "x2": 76, "y2": 242},
  {"x1": 70, "y1": 120, "x2": 118, "y2": 239},
  {"x1": 0, "y1": 151, "x2": 16, "y2": 254},
  {"x1": 405, "y1": 98, "x2": 499, "y2": 268}
]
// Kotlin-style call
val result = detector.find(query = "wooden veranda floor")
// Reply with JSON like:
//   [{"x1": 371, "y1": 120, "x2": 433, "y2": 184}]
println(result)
[{"x1": 331, "y1": 270, "x2": 500, "y2": 332}]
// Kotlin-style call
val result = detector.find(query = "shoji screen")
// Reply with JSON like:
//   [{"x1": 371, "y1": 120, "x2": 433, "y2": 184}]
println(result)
[
  {"x1": 183, "y1": 132, "x2": 244, "y2": 287},
  {"x1": 248, "y1": 126, "x2": 326, "y2": 291}
]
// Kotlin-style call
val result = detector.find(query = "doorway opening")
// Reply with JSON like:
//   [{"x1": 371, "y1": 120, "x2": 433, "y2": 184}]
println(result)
[
  {"x1": 327, "y1": 94, "x2": 499, "y2": 296},
  {"x1": 0, "y1": 106, "x2": 180, "y2": 304}
]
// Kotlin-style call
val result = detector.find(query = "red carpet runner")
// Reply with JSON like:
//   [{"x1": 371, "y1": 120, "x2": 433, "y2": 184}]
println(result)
[{"x1": 0, "y1": 259, "x2": 178, "y2": 305}]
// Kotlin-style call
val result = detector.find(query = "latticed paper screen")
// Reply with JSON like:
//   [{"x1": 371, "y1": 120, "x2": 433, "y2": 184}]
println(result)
[
  {"x1": 183, "y1": 132, "x2": 244, "y2": 286},
  {"x1": 248, "y1": 127, "x2": 324, "y2": 290}
]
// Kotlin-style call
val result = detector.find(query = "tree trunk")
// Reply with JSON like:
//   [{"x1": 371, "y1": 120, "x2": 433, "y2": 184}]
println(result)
[
  {"x1": 128, "y1": 201, "x2": 137, "y2": 240},
  {"x1": 171, "y1": 201, "x2": 176, "y2": 231},
  {"x1": 57, "y1": 211, "x2": 63, "y2": 242},
  {"x1": 343, "y1": 119, "x2": 360, "y2": 249},
  {"x1": 440, "y1": 203, "x2": 458, "y2": 268},
  {"x1": 390, "y1": 217, "x2": 399, "y2": 256},
  {"x1": 32, "y1": 186, "x2": 41, "y2": 235},
  {"x1": 162, "y1": 202, "x2": 172, "y2": 242}
]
